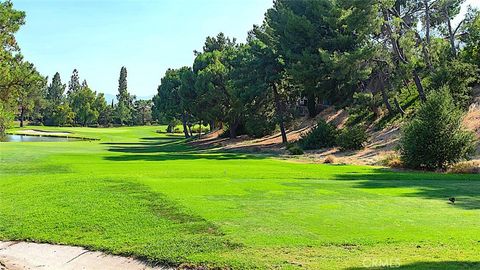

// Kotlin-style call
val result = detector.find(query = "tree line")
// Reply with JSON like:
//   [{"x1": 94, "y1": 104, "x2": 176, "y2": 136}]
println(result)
[
  {"x1": 40, "y1": 67, "x2": 152, "y2": 127},
  {"x1": 0, "y1": 1, "x2": 152, "y2": 134},
  {"x1": 152, "y1": 0, "x2": 480, "y2": 144}
]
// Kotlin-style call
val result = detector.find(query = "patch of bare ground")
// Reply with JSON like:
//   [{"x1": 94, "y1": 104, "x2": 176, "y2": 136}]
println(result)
[
  {"x1": 464, "y1": 86, "x2": 480, "y2": 160},
  {"x1": 0, "y1": 241, "x2": 170, "y2": 270}
]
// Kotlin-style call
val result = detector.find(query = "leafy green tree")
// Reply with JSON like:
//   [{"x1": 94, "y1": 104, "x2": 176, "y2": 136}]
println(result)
[
  {"x1": 429, "y1": 0, "x2": 466, "y2": 56},
  {"x1": 50, "y1": 104, "x2": 74, "y2": 127},
  {"x1": 94, "y1": 93, "x2": 111, "y2": 126},
  {"x1": 133, "y1": 99, "x2": 152, "y2": 125},
  {"x1": 0, "y1": 0, "x2": 26, "y2": 134},
  {"x1": 263, "y1": 0, "x2": 378, "y2": 117},
  {"x1": 153, "y1": 68, "x2": 191, "y2": 138},
  {"x1": 15, "y1": 62, "x2": 46, "y2": 127},
  {"x1": 70, "y1": 84, "x2": 98, "y2": 126},
  {"x1": 193, "y1": 51, "x2": 232, "y2": 134},
  {"x1": 399, "y1": 87, "x2": 476, "y2": 170},
  {"x1": 461, "y1": 8, "x2": 480, "y2": 66},
  {"x1": 44, "y1": 72, "x2": 74, "y2": 126}
]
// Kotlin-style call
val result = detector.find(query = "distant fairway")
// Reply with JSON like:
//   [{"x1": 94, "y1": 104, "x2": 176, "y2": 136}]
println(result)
[{"x1": 1, "y1": 126, "x2": 479, "y2": 269}]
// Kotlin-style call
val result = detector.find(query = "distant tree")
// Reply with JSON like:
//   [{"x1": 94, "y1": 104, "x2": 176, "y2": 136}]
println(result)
[
  {"x1": 93, "y1": 93, "x2": 111, "y2": 126},
  {"x1": 115, "y1": 66, "x2": 133, "y2": 125},
  {"x1": 16, "y1": 62, "x2": 46, "y2": 127},
  {"x1": 134, "y1": 99, "x2": 152, "y2": 125},
  {"x1": 70, "y1": 84, "x2": 98, "y2": 126},
  {"x1": 46, "y1": 72, "x2": 65, "y2": 104},
  {"x1": 67, "y1": 69, "x2": 81, "y2": 97},
  {"x1": 44, "y1": 72, "x2": 74, "y2": 126}
]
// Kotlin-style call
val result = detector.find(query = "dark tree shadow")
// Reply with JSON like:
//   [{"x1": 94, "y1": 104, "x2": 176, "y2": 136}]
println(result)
[
  {"x1": 103, "y1": 136, "x2": 267, "y2": 162},
  {"x1": 333, "y1": 168, "x2": 480, "y2": 210},
  {"x1": 348, "y1": 261, "x2": 480, "y2": 269}
]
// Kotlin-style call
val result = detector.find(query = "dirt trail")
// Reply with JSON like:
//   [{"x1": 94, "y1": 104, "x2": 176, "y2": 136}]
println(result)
[{"x1": 0, "y1": 241, "x2": 170, "y2": 270}]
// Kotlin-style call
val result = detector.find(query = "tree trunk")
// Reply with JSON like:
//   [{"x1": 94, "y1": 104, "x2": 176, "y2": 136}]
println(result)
[
  {"x1": 413, "y1": 69, "x2": 426, "y2": 102},
  {"x1": 383, "y1": 9, "x2": 427, "y2": 102},
  {"x1": 307, "y1": 97, "x2": 316, "y2": 118},
  {"x1": 273, "y1": 84, "x2": 288, "y2": 144},
  {"x1": 393, "y1": 97, "x2": 405, "y2": 116},
  {"x1": 229, "y1": 121, "x2": 238, "y2": 139},
  {"x1": 188, "y1": 125, "x2": 193, "y2": 137},
  {"x1": 209, "y1": 120, "x2": 215, "y2": 132},
  {"x1": 444, "y1": 8, "x2": 457, "y2": 56},
  {"x1": 306, "y1": 92, "x2": 317, "y2": 118},
  {"x1": 379, "y1": 73, "x2": 394, "y2": 115},
  {"x1": 181, "y1": 113, "x2": 190, "y2": 138},
  {"x1": 198, "y1": 120, "x2": 202, "y2": 138},
  {"x1": 20, "y1": 106, "x2": 24, "y2": 127},
  {"x1": 425, "y1": 1, "x2": 431, "y2": 45},
  {"x1": 381, "y1": 88, "x2": 393, "y2": 115}
]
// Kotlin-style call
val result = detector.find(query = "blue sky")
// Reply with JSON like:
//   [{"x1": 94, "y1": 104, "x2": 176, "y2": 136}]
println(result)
[
  {"x1": 13, "y1": 0, "x2": 273, "y2": 97},
  {"x1": 13, "y1": 0, "x2": 480, "y2": 98}
]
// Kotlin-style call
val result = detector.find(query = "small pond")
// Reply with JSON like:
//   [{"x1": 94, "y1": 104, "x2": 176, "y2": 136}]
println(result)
[{"x1": 1, "y1": 134, "x2": 81, "y2": 142}]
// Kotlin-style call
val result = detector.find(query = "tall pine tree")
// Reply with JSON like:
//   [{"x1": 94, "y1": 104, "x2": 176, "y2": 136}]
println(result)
[
  {"x1": 47, "y1": 72, "x2": 65, "y2": 104},
  {"x1": 115, "y1": 66, "x2": 132, "y2": 125},
  {"x1": 67, "y1": 69, "x2": 80, "y2": 96}
]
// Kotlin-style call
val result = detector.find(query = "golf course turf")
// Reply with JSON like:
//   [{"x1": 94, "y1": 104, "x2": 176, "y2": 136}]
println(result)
[{"x1": 1, "y1": 126, "x2": 479, "y2": 269}]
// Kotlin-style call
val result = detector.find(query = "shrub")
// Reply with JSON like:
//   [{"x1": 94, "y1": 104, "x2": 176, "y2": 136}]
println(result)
[
  {"x1": 336, "y1": 126, "x2": 368, "y2": 150},
  {"x1": 447, "y1": 161, "x2": 480, "y2": 174},
  {"x1": 288, "y1": 145, "x2": 304, "y2": 155},
  {"x1": 191, "y1": 125, "x2": 210, "y2": 134},
  {"x1": 299, "y1": 119, "x2": 339, "y2": 150},
  {"x1": 399, "y1": 87, "x2": 477, "y2": 170},
  {"x1": 324, "y1": 155, "x2": 336, "y2": 164},
  {"x1": 380, "y1": 153, "x2": 403, "y2": 168}
]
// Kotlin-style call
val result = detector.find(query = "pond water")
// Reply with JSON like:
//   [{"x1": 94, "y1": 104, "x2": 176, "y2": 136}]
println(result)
[{"x1": 1, "y1": 135, "x2": 80, "y2": 142}]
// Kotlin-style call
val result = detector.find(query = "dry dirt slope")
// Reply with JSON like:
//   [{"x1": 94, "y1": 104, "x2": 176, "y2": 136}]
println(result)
[{"x1": 193, "y1": 91, "x2": 480, "y2": 165}]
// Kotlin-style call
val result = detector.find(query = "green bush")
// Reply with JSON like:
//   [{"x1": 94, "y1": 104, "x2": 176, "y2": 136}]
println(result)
[
  {"x1": 191, "y1": 125, "x2": 209, "y2": 134},
  {"x1": 288, "y1": 145, "x2": 304, "y2": 155},
  {"x1": 336, "y1": 126, "x2": 368, "y2": 150},
  {"x1": 399, "y1": 87, "x2": 477, "y2": 170},
  {"x1": 299, "y1": 119, "x2": 339, "y2": 150}
]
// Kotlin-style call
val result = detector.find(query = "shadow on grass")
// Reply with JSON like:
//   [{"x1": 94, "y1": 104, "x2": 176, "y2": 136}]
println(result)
[
  {"x1": 103, "y1": 136, "x2": 267, "y2": 162},
  {"x1": 333, "y1": 168, "x2": 480, "y2": 210},
  {"x1": 348, "y1": 261, "x2": 480, "y2": 269}
]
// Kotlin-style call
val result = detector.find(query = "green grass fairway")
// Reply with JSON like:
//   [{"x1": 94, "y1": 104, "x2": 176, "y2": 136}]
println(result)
[{"x1": 1, "y1": 126, "x2": 480, "y2": 269}]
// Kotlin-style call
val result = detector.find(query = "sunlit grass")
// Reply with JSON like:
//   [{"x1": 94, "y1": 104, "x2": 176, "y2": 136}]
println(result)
[{"x1": 1, "y1": 126, "x2": 480, "y2": 269}]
